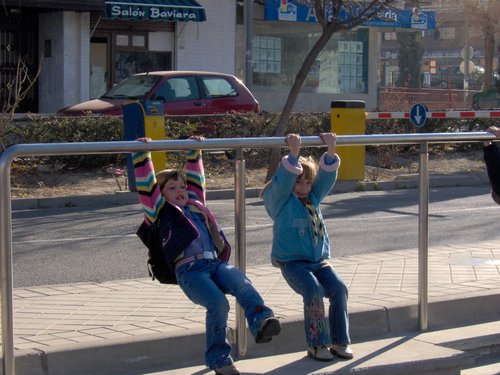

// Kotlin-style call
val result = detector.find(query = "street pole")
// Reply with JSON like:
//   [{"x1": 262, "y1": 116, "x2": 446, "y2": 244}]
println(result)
[
  {"x1": 244, "y1": 0, "x2": 253, "y2": 88},
  {"x1": 463, "y1": 8, "x2": 470, "y2": 104}
]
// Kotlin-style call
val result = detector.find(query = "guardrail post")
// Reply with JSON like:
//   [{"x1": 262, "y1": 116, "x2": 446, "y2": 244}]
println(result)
[
  {"x1": 418, "y1": 141, "x2": 429, "y2": 331},
  {"x1": 234, "y1": 147, "x2": 248, "y2": 357},
  {"x1": 0, "y1": 149, "x2": 16, "y2": 375}
]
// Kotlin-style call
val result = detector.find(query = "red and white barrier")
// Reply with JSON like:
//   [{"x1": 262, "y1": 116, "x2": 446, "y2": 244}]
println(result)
[{"x1": 366, "y1": 110, "x2": 500, "y2": 120}]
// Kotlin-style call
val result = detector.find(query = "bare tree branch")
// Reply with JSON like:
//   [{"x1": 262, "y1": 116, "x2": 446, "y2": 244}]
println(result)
[
  {"x1": 1, "y1": 57, "x2": 43, "y2": 117},
  {"x1": 265, "y1": 0, "x2": 397, "y2": 181}
]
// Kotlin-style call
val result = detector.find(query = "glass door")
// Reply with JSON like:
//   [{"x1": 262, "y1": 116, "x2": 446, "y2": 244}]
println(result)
[{"x1": 90, "y1": 34, "x2": 109, "y2": 98}]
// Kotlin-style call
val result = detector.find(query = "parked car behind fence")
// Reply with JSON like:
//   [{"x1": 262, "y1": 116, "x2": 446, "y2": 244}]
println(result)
[{"x1": 58, "y1": 71, "x2": 261, "y2": 117}]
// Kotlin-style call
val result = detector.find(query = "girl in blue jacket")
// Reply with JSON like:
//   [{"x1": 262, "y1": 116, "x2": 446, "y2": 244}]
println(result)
[{"x1": 262, "y1": 133, "x2": 352, "y2": 362}]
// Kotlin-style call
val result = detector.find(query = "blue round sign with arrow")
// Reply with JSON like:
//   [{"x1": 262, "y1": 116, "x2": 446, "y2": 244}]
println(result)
[{"x1": 410, "y1": 103, "x2": 427, "y2": 127}]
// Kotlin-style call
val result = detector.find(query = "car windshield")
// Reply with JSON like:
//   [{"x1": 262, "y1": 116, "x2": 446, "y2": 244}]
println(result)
[{"x1": 101, "y1": 75, "x2": 161, "y2": 99}]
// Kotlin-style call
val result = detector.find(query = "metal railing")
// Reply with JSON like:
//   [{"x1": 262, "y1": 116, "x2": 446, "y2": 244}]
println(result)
[{"x1": 0, "y1": 132, "x2": 495, "y2": 375}]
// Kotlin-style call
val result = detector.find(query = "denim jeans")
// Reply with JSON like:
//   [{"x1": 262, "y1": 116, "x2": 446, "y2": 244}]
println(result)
[
  {"x1": 280, "y1": 260, "x2": 350, "y2": 348},
  {"x1": 176, "y1": 259, "x2": 274, "y2": 369}
]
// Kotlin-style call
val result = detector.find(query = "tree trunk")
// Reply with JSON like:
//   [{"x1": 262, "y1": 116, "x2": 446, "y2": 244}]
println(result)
[
  {"x1": 265, "y1": 28, "x2": 336, "y2": 181},
  {"x1": 483, "y1": 30, "x2": 495, "y2": 91},
  {"x1": 263, "y1": 0, "x2": 394, "y2": 181}
]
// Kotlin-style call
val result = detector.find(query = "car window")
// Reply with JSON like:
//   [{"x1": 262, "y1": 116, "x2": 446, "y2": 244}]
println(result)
[
  {"x1": 202, "y1": 77, "x2": 238, "y2": 98},
  {"x1": 102, "y1": 75, "x2": 161, "y2": 99},
  {"x1": 154, "y1": 77, "x2": 200, "y2": 102},
  {"x1": 153, "y1": 81, "x2": 176, "y2": 101}
]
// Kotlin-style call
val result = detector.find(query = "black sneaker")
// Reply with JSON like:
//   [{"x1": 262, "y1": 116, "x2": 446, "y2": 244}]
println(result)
[
  {"x1": 213, "y1": 363, "x2": 240, "y2": 375},
  {"x1": 255, "y1": 317, "x2": 281, "y2": 343}
]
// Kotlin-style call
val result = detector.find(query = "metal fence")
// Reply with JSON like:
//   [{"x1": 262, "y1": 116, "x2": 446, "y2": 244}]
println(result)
[{"x1": 0, "y1": 132, "x2": 495, "y2": 375}]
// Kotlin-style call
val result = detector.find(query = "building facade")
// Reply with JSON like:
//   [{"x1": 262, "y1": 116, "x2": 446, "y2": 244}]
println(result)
[
  {"x1": 380, "y1": 1, "x2": 499, "y2": 91},
  {"x1": 1, "y1": 0, "x2": 236, "y2": 114},
  {"x1": 2, "y1": 0, "x2": 443, "y2": 115}
]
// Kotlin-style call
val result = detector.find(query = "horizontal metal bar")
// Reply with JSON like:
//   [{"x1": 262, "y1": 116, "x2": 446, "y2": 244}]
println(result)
[{"x1": 1, "y1": 132, "x2": 496, "y2": 161}]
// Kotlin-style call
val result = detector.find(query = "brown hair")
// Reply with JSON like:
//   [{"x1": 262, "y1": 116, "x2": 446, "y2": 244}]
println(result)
[{"x1": 156, "y1": 169, "x2": 186, "y2": 190}]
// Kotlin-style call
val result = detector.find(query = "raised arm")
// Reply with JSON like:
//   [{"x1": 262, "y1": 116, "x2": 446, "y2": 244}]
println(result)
[
  {"x1": 263, "y1": 134, "x2": 303, "y2": 218},
  {"x1": 133, "y1": 138, "x2": 164, "y2": 224},
  {"x1": 311, "y1": 133, "x2": 341, "y2": 202},
  {"x1": 185, "y1": 136, "x2": 206, "y2": 204}
]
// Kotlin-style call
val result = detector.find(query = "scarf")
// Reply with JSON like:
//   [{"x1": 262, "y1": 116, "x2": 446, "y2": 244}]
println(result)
[{"x1": 300, "y1": 197, "x2": 324, "y2": 245}]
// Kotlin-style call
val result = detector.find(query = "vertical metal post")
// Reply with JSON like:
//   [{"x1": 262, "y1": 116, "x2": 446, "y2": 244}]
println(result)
[
  {"x1": 418, "y1": 142, "x2": 429, "y2": 331},
  {"x1": 234, "y1": 148, "x2": 248, "y2": 357},
  {"x1": 0, "y1": 150, "x2": 16, "y2": 375},
  {"x1": 463, "y1": 11, "x2": 470, "y2": 104},
  {"x1": 244, "y1": 0, "x2": 253, "y2": 87}
]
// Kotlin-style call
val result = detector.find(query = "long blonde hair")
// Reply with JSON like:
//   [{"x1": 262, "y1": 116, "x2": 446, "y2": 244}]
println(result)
[
  {"x1": 298, "y1": 156, "x2": 318, "y2": 182},
  {"x1": 261, "y1": 156, "x2": 318, "y2": 196}
]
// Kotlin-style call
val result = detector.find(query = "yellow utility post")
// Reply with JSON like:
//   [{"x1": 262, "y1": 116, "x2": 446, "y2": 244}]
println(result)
[
  {"x1": 123, "y1": 100, "x2": 165, "y2": 191},
  {"x1": 142, "y1": 101, "x2": 166, "y2": 172},
  {"x1": 331, "y1": 100, "x2": 365, "y2": 180}
]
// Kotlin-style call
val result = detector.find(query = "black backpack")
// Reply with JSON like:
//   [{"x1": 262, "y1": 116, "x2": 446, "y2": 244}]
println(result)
[{"x1": 136, "y1": 217, "x2": 177, "y2": 284}]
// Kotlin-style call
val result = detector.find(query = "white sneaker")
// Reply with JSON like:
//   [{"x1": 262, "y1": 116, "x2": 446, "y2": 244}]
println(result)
[
  {"x1": 330, "y1": 344, "x2": 354, "y2": 359},
  {"x1": 307, "y1": 346, "x2": 334, "y2": 361}
]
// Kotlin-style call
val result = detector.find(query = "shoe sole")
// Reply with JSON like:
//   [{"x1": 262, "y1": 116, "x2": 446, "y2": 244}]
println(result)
[
  {"x1": 307, "y1": 350, "x2": 334, "y2": 362},
  {"x1": 255, "y1": 318, "x2": 281, "y2": 343},
  {"x1": 213, "y1": 366, "x2": 240, "y2": 375}
]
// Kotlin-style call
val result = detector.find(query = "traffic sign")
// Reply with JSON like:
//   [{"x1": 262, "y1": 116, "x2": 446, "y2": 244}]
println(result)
[
  {"x1": 410, "y1": 103, "x2": 427, "y2": 127},
  {"x1": 461, "y1": 46, "x2": 473, "y2": 60},
  {"x1": 460, "y1": 60, "x2": 475, "y2": 74}
]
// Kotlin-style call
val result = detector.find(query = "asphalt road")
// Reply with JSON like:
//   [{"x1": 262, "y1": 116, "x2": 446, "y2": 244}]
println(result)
[{"x1": 11, "y1": 185, "x2": 500, "y2": 288}]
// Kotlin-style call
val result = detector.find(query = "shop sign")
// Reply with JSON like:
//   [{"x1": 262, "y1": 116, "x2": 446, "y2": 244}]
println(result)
[
  {"x1": 104, "y1": 0, "x2": 206, "y2": 22},
  {"x1": 265, "y1": 1, "x2": 435, "y2": 30}
]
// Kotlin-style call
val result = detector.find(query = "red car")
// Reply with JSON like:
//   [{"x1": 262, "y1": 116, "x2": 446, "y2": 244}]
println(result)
[{"x1": 58, "y1": 71, "x2": 261, "y2": 116}]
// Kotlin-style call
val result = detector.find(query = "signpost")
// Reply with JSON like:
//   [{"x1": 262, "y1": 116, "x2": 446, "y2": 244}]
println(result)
[{"x1": 410, "y1": 103, "x2": 427, "y2": 128}]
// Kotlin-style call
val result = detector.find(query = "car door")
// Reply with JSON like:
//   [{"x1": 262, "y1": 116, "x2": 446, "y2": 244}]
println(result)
[
  {"x1": 199, "y1": 75, "x2": 256, "y2": 113},
  {"x1": 151, "y1": 76, "x2": 209, "y2": 115}
]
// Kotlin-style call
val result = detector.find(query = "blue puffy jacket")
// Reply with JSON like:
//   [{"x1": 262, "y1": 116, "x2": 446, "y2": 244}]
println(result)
[{"x1": 262, "y1": 153, "x2": 340, "y2": 264}]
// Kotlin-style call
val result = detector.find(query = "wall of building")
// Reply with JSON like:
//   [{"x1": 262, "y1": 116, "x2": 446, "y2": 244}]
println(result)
[
  {"x1": 38, "y1": 11, "x2": 90, "y2": 112},
  {"x1": 252, "y1": 28, "x2": 379, "y2": 113},
  {"x1": 368, "y1": 28, "x2": 381, "y2": 110},
  {"x1": 149, "y1": 31, "x2": 174, "y2": 52},
  {"x1": 175, "y1": 0, "x2": 236, "y2": 74},
  {"x1": 254, "y1": 87, "x2": 377, "y2": 113}
]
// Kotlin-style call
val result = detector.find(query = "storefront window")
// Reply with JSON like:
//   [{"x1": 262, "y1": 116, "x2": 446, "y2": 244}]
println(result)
[
  {"x1": 252, "y1": 21, "x2": 368, "y2": 95},
  {"x1": 253, "y1": 36, "x2": 282, "y2": 74},
  {"x1": 114, "y1": 51, "x2": 171, "y2": 83}
]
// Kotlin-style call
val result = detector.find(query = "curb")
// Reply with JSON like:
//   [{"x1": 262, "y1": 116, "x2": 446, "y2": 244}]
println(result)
[
  {"x1": 13, "y1": 290, "x2": 500, "y2": 375},
  {"x1": 11, "y1": 174, "x2": 488, "y2": 210}
]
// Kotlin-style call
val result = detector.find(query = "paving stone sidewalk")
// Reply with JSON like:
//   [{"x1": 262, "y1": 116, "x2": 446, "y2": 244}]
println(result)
[{"x1": 6, "y1": 240, "x2": 500, "y2": 352}]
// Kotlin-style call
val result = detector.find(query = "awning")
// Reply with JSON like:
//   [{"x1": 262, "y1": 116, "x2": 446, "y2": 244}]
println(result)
[
  {"x1": 104, "y1": 0, "x2": 206, "y2": 22},
  {"x1": 3, "y1": 0, "x2": 104, "y2": 12}
]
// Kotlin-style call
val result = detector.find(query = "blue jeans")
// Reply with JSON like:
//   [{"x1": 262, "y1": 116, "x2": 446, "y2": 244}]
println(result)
[
  {"x1": 280, "y1": 260, "x2": 350, "y2": 348},
  {"x1": 176, "y1": 259, "x2": 274, "y2": 369}
]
